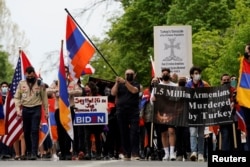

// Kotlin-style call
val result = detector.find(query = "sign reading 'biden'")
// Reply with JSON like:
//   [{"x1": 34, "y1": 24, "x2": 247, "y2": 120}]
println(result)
[{"x1": 73, "y1": 96, "x2": 108, "y2": 125}]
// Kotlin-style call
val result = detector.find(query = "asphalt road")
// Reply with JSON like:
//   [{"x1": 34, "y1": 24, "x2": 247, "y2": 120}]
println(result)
[{"x1": 0, "y1": 159, "x2": 207, "y2": 167}]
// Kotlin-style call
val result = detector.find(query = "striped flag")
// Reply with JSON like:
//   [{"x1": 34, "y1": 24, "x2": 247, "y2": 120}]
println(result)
[
  {"x1": 0, "y1": 95, "x2": 4, "y2": 135},
  {"x1": 236, "y1": 57, "x2": 250, "y2": 108},
  {"x1": 0, "y1": 51, "x2": 31, "y2": 146},
  {"x1": 81, "y1": 63, "x2": 95, "y2": 75},
  {"x1": 235, "y1": 105, "x2": 247, "y2": 134},
  {"x1": 66, "y1": 15, "x2": 95, "y2": 82},
  {"x1": 58, "y1": 41, "x2": 73, "y2": 140},
  {"x1": 48, "y1": 98, "x2": 58, "y2": 142},
  {"x1": 38, "y1": 105, "x2": 49, "y2": 146}
]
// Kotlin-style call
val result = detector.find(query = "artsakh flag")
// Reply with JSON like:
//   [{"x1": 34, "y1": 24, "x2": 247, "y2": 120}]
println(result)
[
  {"x1": 58, "y1": 41, "x2": 73, "y2": 140},
  {"x1": 0, "y1": 50, "x2": 31, "y2": 146},
  {"x1": 66, "y1": 15, "x2": 95, "y2": 82},
  {"x1": 81, "y1": 63, "x2": 95, "y2": 75},
  {"x1": 38, "y1": 105, "x2": 49, "y2": 146},
  {"x1": 234, "y1": 103, "x2": 247, "y2": 134},
  {"x1": 139, "y1": 88, "x2": 150, "y2": 111},
  {"x1": 236, "y1": 57, "x2": 250, "y2": 108},
  {"x1": 48, "y1": 98, "x2": 58, "y2": 142}
]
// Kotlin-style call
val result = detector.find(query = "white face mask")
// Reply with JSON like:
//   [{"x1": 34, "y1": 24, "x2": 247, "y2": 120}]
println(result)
[
  {"x1": 1, "y1": 87, "x2": 8, "y2": 95},
  {"x1": 193, "y1": 74, "x2": 201, "y2": 81},
  {"x1": 139, "y1": 92, "x2": 143, "y2": 97}
]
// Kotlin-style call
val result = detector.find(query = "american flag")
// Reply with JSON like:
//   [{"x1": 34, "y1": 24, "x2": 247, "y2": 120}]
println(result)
[{"x1": 0, "y1": 51, "x2": 31, "y2": 146}]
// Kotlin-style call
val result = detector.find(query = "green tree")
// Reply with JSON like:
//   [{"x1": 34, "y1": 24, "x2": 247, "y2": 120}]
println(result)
[
  {"x1": 82, "y1": 0, "x2": 250, "y2": 87},
  {"x1": 0, "y1": 48, "x2": 14, "y2": 82},
  {"x1": 0, "y1": 0, "x2": 29, "y2": 63},
  {"x1": 167, "y1": 0, "x2": 231, "y2": 33},
  {"x1": 96, "y1": 0, "x2": 172, "y2": 86}
]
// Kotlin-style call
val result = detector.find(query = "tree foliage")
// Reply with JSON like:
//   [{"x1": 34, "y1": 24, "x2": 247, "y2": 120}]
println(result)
[
  {"x1": 0, "y1": 0, "x2": 29, "y2": 82},
  {"x1": 88, "y1": 0, "x2": 250, "y2": 87},
  {"x1": 0, "y1": 48, "x2": 14, "y2": 83}
]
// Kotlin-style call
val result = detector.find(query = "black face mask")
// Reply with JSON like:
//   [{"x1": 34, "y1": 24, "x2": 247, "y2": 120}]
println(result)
[
  {"x1": 26, "y1": 77, "x2": 36, "y2": 84},
  {"x1": 244, "y1": 52, "x2": 249, "y2": 59},
  {"x1": 126, "y1": 74, "x2": 134, "y2": 82},
  {"x1": 162, "y1": 75, "x2": 170, "y2": 81},
  {"x1": 223, "y1": 82, "x2": 230, "y2": 85}
]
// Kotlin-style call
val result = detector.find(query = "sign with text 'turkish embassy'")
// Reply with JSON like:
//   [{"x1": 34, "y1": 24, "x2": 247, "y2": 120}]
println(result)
[
  {"x1": 154, "y1": 26, "x2": 192, "y2": 78},
  {"x1": 73, "y1": 96, "x2": 108, "y2": 125}
]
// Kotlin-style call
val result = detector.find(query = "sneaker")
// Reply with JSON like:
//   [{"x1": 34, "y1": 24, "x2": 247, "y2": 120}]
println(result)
[
  {"x1": 185, "y1": 152, "x2": 191, "y2": 161},
  {"x1": 65, "y1": 155, "x2": 72, "y2": 160},
  {"x1": 162, "y1": 153, "x2": 169, "y2": 161},
  {"x1": 190, "y1": 152, "x2": 197, "y2": 161},
  {"x1": 45, "y1": 152, "x2": 52, "y2": 158},
  {"x1": 131, "y1": 156, "x2": 140, "y2": 161},
  {"x1": 176, "y1": 156, "x2": 183, "y2": 161},
  {"x1": 198, "y1": 154, "x2": 204, "y2": 162},
  {"x1": 96, "y1": 154, "x2": 102, "y2": 160},
  {"x1": 1, "y1": 154, "x2": 11, "y2": 160},
  {"x1": 52, "y1": 154, "x2": 59, "y2": 161},
  {"x1": 84, "y1": 153, "x2": 91, "y2": 160},
  {"x1": 103, "y1": 156, "x2": 111, "y2": 160},
  {"x1": 119, "y1": 153, "x2": 124, "y2": 159},
  {"x1": 20, "y1": 155, "x2": 27, "y2": 160},
  {"x1": 29, "y1": 154, "x2": 37, "y2": 160},
  {"x1": 123, "y1": 155, "x2": 131, "y2": 161},
  {"x1": 170, "y1": 152, "x2": 176, "y2": 161}
]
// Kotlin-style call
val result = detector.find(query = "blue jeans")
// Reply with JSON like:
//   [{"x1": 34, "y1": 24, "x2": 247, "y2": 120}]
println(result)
[
  {"x1": 22, "y1": 105, "x2": 41, "y2": 156},
  {"x1": 117, "y1": 111, "x2": 139, "y2": 157},
  {"x1": 189, "y1": 126, "x2": 204, "y2": 154}
]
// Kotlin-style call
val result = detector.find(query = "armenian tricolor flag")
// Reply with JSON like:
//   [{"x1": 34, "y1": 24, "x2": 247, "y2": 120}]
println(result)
[
  {"x1": 66, "y1": 15, "x2": 95, "y2": 82},
  {"x1": 236, "y1": 57, "x2": 250, "y2": 108},
  {"x1": 58, "y1": 40, "x2": 73, "y2": 140}
]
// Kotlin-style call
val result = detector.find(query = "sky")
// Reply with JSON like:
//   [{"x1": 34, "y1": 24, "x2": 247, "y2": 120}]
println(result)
[{"x1": 5, "y1": 0, "x2": 122, "y2": 85}]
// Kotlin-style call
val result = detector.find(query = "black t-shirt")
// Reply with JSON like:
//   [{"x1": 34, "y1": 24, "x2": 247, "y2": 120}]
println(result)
[{"x1": 116, "y1": 81, "x2": 140, "y2": 112}]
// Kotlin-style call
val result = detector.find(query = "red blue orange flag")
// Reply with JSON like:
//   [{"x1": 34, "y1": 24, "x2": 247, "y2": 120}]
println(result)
[
  {"x1": 66, "y1": 15, "x2": 95, "y2": 81},
  {"x1": 81, "y1": 64, "x2": 95, "y2": 75},
  {"x1": 58, "y1": 41, "x2": 74, "y2": 140},
  {"x1": 48, "y1": 98, "x2": 58, "y2": 142},
  {"x1": 236, "y1": 57, "x2": 250, "y2": 108},
  {"x1": 235, "y1": 104, "x2": 247, "y2": 133},
  {"x1": 39, "y1": 105, "x2": 49, "y2": 146},
  {"x1": 0, "y1": 51, "x2": 31, "y2": 146}
]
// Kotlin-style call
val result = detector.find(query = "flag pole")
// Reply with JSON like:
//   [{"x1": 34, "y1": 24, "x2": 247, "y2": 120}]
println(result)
[{"x1": 65, "y1": 8, "x2": 119, "y2": 77}]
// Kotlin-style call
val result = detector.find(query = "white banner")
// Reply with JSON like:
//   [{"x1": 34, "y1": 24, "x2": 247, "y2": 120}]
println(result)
[
  {"x1": 154, "y1": 26, "x2": 192, "y2": 78},
  {"x1": 73, "y1": 96, "x2": 108, "y2": 125}
]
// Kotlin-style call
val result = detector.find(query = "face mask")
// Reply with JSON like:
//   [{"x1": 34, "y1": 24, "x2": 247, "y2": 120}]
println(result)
[
  {"x1": 139, "y1": 92, "x2": 143, "y2": 97},
  {"x1": 223, "y1": 82, "x2": 230, "y2": 85},
  {"x1": 26, "y1": 77, "x2": 36, "y2": 83},
  {"x1": 193, "y1": 74, "x2": 201, "y2": 81},
  {"x1": 230, "y1": 80, "x2": 237, "y2": 88},
  {"x1": 126, "y1": 74, "x2": 134, "y2": 82},
  {"x1": 1, "y1": 87, "x2": 8, "y2": 95},
  {"x1": 244, "y1": 52, "x2": 249, "y2": 59},
  {"x1": 162, "y1": 75, "x2": 170, "y2": 81}
]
